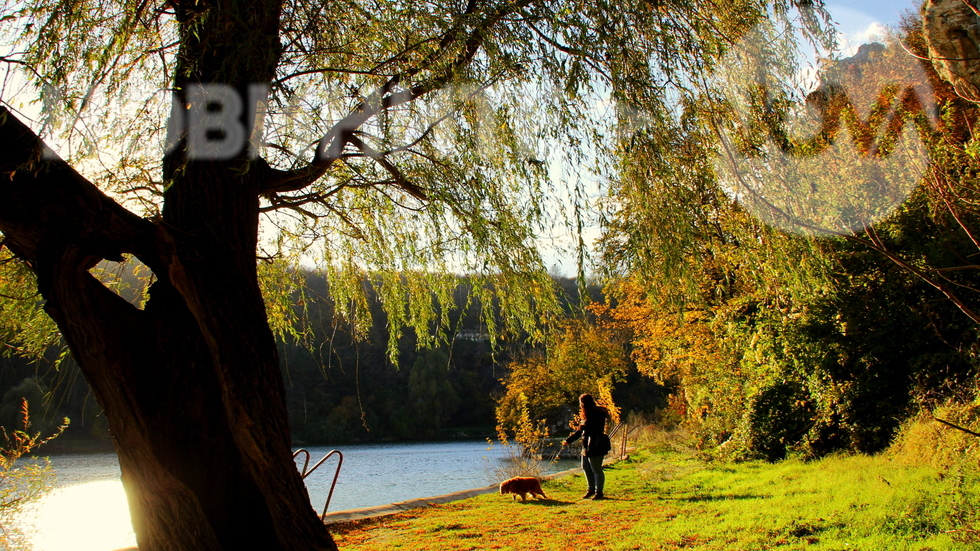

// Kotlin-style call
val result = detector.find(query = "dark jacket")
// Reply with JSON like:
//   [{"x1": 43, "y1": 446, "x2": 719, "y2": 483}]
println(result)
[{"x1": 564, "y1": 406, "x2": 608, "y2": 457}]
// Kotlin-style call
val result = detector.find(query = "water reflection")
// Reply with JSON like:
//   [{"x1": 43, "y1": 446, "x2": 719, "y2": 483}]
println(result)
[
  {"x1": 14, "y1": 441, "x2": 577, "y2": 550},
  {"x1": 18, "y1": 480, "x2": 135, "y2": 551}
]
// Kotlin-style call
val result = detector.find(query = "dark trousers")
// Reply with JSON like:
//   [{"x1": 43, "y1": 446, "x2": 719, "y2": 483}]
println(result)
[{"x1": 582, "y1": 455, "x2": 605, "y2": 493}]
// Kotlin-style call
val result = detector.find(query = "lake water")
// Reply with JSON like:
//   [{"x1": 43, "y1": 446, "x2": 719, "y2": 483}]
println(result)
[{"x1": 13, "y1": 440, "x2": 579, "y2": 551}]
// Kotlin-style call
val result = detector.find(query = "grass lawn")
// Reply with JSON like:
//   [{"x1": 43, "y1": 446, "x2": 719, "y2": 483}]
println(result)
[{"x1": 329, "y1": 447, "x2": 979, "y2": 550}]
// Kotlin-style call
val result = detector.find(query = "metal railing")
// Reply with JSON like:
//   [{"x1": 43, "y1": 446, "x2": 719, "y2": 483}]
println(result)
[
  {"x1": 293, "y1": 448, "x2": 344, "y2": 520},
  {"x1": 608, "y1": 421, "x2": 636, "y2": 460}
]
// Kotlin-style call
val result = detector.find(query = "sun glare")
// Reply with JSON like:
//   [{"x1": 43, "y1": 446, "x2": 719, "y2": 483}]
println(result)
[{"x1": 18, "y1": 480, "x2": 136, "y2": 551}]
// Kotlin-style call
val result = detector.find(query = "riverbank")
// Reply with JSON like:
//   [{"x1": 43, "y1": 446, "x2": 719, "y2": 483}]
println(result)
[
  {"x1": 329, "y1": 446, "x2": 980, "y2": 550},
  {"x1": 320, "y1": 464, "x2": 592, "y2": 523}
]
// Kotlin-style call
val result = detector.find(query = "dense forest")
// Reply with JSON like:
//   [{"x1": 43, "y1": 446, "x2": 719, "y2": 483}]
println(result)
[{"x1": 0, "y1": 273, "x2": 642, "y2": 446}]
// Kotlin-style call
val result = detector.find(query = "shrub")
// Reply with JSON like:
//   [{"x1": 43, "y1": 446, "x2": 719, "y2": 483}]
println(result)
[
  {"x1": 887, "y1": 401, "x2": 980, "y2": 546},
  {"x1": 746, "y1": 382, "x2": 815, "y2": 461},
  {"x1": 0, "y1": 399, "x2": 67, "y2": 549},
  {"x1": 889, "y1": 401, "x2": 980, "y2": 470}
]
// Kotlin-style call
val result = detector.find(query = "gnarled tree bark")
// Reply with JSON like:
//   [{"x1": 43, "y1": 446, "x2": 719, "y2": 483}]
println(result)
[{"x1": 922, "y1": 0, "x2": 980, "y2": 102}]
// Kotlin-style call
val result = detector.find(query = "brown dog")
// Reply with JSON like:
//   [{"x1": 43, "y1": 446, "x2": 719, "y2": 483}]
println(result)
[{"x1": 499, "y1": 476, "x2": 547, "y2": 502}]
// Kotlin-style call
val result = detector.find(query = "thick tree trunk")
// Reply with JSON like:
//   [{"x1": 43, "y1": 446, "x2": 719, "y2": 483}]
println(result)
[
  {"x1": 0, "y1": 0, "x2": 342, "y2": 544},
  {"x1": 0, "y1": 107, "x2": 338, "y2": 550}
]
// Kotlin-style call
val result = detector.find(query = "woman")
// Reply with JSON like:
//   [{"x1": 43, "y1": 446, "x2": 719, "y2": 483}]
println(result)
[{"x1": 563, "y1": 393, "x2": 609, "y2": 500}]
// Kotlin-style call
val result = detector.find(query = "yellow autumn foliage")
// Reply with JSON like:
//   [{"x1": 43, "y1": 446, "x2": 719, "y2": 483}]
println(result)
[
  {"x1": 496, "y1": 319, "x2": 628, "y2": 442},
  {"x1": 596, "y1": 277, "x2": 758, "y2": 447}
]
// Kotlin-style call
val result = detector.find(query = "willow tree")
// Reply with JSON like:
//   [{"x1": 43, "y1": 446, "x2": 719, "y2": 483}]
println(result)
[{"x1": 0, "y1": 0, "x2": 823, "y2": 549}]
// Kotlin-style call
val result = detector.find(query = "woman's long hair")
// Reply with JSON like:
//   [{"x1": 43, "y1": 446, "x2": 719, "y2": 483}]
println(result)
[{"x1": 579, "y1": 393, "x2": 600, "y2": 422}]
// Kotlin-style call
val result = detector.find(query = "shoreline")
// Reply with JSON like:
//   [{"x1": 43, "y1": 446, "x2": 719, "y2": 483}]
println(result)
[{"x1": 321, "y1": 455, "x2": 621, "y2": 524}]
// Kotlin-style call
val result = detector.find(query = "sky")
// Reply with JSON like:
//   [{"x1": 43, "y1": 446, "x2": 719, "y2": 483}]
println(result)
[
  {"x1": 825, "y1": 1, "x2": 921, "y2": 48},
  {"x1": 828, "y1": 0, "x2": 920, "y2": 25}
]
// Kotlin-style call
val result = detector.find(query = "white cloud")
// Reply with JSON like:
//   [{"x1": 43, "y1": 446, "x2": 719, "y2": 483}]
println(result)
[
  {"x1": 824, "y1": 4, "x2": 892, "y2": 56},
  {"x1": 837, "y1": 22, "x2": 888, "y2": 56}
]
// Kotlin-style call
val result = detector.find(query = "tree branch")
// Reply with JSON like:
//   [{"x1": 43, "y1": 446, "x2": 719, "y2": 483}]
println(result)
[
  {"x1": 935, "y1": 417, "x2": 980, "y2": 437},
  {"x1": 0, "y1": 107, "x2": 160, "y2": 272},
  {"x1": 346, "y1": 134, "x2": 427, "y2": 200},
  {"x1": 261, "y1": 0, "x2": 538, "y2": 194}
]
